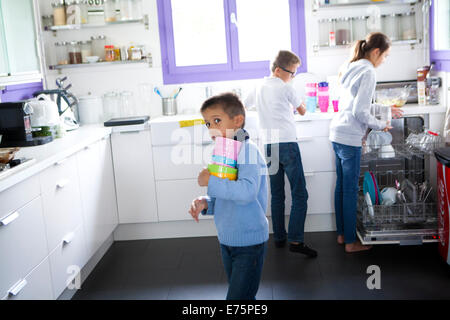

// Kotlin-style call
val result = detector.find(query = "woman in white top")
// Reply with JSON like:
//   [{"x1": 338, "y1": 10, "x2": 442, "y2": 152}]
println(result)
[{"x1": 329, "y1": 32, "x2": 403, "y2": 252}]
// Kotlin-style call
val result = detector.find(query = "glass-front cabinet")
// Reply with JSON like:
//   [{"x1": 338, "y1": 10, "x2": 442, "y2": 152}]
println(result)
[
  {"x1": 0, "y1": 0, "x2": 42, "y2": 84},
  {"x1": 430, "y1": 0, "x2": 450, "y2": 71}
]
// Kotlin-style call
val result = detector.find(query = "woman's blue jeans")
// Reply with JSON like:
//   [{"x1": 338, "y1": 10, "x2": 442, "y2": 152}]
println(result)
[
  {"x1": 220, "y1": 242, "x2": 267, "y2": 300},
  {"x1": 265, "y1": 142, "x2": 308, "y2": 243},
  {"x1": 332, "y1": 142, "x2": 362, "y2": 244}
]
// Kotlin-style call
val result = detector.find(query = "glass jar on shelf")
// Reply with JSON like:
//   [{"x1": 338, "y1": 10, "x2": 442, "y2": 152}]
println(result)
[
  {"x1": 90, "y1": 35, "x2": 106, "y2": 61},
  {"x1": 80, "y1": 41, "x2": 92, "y2": 63},
  {"x1": 335, "y1": 17, "x2": 351, "y2": 46},
  {"x1": 318, "y1": 18, "x2": 335, "y2": 47},
  {"x1": 131, "y1": 0, "x2": 143, "y2": 20},
  {"x1": 367, "y1": 14, "x2": 382, "y2": 33},
  {"x1": 42, "y1": 15, "x2": 54, "y2": 30},
  {"x1": 55, "y1": 41, "x2": 69, "y2": 65},
  {"x1": 66, "y1": 0, "x2": 82, "y2": 25},
  {"x1": 80, "y1": 0, "x2": 89, "y2": 24},
  {"x1": 52, "y1": 1, "x2": 66, "y2": 26},
  {"x1": 382, "y1": 13, "x2": 400, "y2": 41},
  {"x1": 68, "y1": 41, "x2": 82, "y2": 64},
  {"x1": 352, "y1": 16, "x2": 367, "y2": 42},
  {"x1": 104, "y1": 45, "x2": 116, "y2": 62},
  {"x1": 401, "y1": 11, "x2": 416, "y2": 41},
  {"x1": 119, "y1": 0, "x2": 133, "y2": 20},
  {"x1": 104, "y1": 0, "x2": 118, "y2": 22}
]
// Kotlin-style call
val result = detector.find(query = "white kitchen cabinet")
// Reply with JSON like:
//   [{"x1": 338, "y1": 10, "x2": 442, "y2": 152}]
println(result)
[
  {"x1": 48, "y1": 224, "x2": 87, "y2": 298},
  {"x1": 0, "y1": 196, "x2": 48, "y2": 297},
  {"x1": 4, "y1": 258, "x2": 53, "y2": 300},
  {"x1": 111, "y1": 129, "x2": 158, "y2": 223},
  {"x1": 297, "y1": 137, "x2": 335, "y2": 173},
  {"x1": 0, "y1": 174, "x2": 40, "y2": 220},
  {"x1": 296, "y1": 119, "x2": 331, "y2": 138},
  {"x1": 150, "y1": 119, "x2": 209, "y2": 147},
  {"x1": 77, "y1": 136, "x2": 118, "y2": 258},
  {"x1": 156, "y1": 179, "x2": 213, "y2": 222},
  {"x1": 40, "y1": 154, "x2": 84, "y2": 252},
  {"x1": 153, "y1": 142, "x2": 213, "y2": 181}
]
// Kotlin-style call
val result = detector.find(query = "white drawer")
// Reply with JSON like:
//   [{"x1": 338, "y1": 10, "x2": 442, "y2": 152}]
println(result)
[
  {"x1": 41, "y1": 169, "x2": 83, "y2": 252},
  {"x1": 49, "y1": 225, "x2": 87, "y2": 298},
  {"x1": 0, "y1": 197, "x2": 48, "y2": 297},
  {"x1": 39, "y1": 154, "x2": 78, "y2": 194},
  {"x1": 297, "y1": 137, "x2": 335, "y2": 173},
  {"x1": 153, "y1": 143, "x2": 213, "y2": 181},
  {"x1": 0, "y1": 174, "x2": 40, "y2": 219},
  {"x1": 296, "y1": 119, "x2": 331, "y2": 138},
  {"x1": 268, "y1": 171, "x2": 336, "y2": 216},
  {"x1": 156, "y1": 179, "x2": 213, "y2": 221},
  {"x1": 151, "y1": 120, "x2": 209, "y2": 146},
  {"x1": 4, "y1": 258, "x2": 53, "y2": 300}
]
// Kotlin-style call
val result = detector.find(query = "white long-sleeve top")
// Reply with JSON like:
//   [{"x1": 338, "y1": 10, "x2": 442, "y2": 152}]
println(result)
[{"x1": 329, "y1": 59, "x2": 386, "y2": 147}]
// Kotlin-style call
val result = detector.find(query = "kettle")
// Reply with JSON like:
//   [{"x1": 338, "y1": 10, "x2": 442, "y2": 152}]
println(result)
[{"x1": 28, "y1": 94, "x2": 60, "y2": 127}]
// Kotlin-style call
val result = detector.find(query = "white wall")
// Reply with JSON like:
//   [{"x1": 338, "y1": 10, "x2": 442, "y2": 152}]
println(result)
[{"x1": 37, "y1": 0, "x2": 429, "y2": 119}]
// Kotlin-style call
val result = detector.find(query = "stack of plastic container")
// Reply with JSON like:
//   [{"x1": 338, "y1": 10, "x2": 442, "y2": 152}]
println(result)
[
  {"x1": 305, "y1": 83, "x2": 317, "y2": 113},
  {"x1": 208, "y1": 136, "x2": 242, "y2": 181},
  {"x1": 318, "y1": 82, "x2": 330, "y2": 113}
]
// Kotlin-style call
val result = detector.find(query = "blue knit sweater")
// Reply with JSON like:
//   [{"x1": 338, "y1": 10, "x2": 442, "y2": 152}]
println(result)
[{"x1": 202, "y1": 139, "x2": 269, "y2": 247}]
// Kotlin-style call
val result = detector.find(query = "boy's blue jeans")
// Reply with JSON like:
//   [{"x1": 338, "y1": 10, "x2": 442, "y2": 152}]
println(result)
[
  {"x1": 265, "y1": 142, "x2": 308, "y2": 243},
  {"x1": 220, "y1": 242, "x2": 267, "y2": 300},
  {"x1": 332, "y1": 142, "x2": 361, "y2": 244}
]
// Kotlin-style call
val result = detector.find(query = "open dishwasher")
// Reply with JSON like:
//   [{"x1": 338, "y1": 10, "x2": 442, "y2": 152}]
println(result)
[{"x1": 357, "y1": 115, "x2": 444, "y2": 245}]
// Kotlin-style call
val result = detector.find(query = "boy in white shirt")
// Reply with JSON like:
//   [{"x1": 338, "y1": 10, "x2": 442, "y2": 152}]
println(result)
[{"x1": 245, "y1": 50, "x2": 317, "y2": 258}]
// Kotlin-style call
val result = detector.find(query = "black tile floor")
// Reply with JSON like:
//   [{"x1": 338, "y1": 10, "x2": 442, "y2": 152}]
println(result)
[{"x1": 72, "y1": 231, "x2": 450, "y2": 300}]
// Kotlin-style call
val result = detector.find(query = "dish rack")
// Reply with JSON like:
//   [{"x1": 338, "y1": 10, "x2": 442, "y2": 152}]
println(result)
[{"x1": 357, "y1": 117, "x2": 441, "y2": 245}]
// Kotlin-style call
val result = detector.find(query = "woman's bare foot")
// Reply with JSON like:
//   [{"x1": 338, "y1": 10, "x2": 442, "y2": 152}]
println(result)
[
  {"x1": 337, "y1": 235, "x2": 345, "y2": 245},
  {"x1": 345, "y1": 241, "x2": 372, "y2": 253}
]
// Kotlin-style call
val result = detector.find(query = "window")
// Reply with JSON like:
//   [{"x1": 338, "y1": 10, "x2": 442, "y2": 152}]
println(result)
[
  {"x1": 430, "y1": 0, "x2": 450, "y2": 71},
  {"x1": 157, "y1": 0, "x2": 307, "y2": 84}
]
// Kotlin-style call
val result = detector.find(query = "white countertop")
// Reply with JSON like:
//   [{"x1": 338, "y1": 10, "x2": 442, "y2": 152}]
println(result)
[{"x1": 0, "y1": 125, "x2": 112, "y2": 193}]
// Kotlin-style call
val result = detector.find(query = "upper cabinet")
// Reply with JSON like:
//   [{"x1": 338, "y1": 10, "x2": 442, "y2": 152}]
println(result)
[
  {"x1": 0, "y1": 0, "x2": 42, "y2": 85},
  {"x1": 430, "y1": 0, "x2": 450, "y2": 71}
]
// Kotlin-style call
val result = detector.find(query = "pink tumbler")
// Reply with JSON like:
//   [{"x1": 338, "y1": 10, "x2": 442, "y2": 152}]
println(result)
[
  {"x1": 318, "y1": 82, "x2": 329, "y2": 113},
  {"x1": 212, "y1": 137, "x2": 242, "y2": 162},
  {"x1": 332, "y1": 100, "x2": 339, "y2": 112}
]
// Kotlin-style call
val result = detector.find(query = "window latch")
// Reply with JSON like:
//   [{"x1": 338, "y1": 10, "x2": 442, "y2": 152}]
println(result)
[{"x1": 230, "y1": 12, "x2": 239, "y2": 28}]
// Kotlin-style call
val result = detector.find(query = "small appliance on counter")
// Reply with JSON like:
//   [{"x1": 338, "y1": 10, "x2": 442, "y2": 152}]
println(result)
[
  {"x1": 33, "y1": 76, "x2": 80, "y2": 131},
  {"x1": 104, "y1": 116, "x2": 150, "y2": 127},
  {"x1": 27, "y1": 94, "x2": 63, "y2": 138},
  {"x1": 0, "y1": 101, "x2": 53, "y2": 147}
]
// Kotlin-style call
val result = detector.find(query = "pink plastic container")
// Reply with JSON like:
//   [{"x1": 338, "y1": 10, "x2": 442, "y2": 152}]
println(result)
[
  {"x1": 213, "y1": 137, "x2": 242, "y2": 161},
  {"x1": 332, "y1": 100, "x2": 339, "y2": 112},
  {"x1": 305, "y1": 83, "x2": 317, "y2": 96}
]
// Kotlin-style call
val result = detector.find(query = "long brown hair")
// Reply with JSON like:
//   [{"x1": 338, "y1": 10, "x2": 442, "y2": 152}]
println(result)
[{"x1": 350, "y1": 32, "x2": 391, "y2": 63}]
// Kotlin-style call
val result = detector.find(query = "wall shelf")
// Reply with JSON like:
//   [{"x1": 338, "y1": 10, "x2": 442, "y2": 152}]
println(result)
[
  {"x1": 44, "y1": 14, "x2": 149, "y2": 33},
  {"x1": 316, "y1": 0, "x2": 419, "y2": 10},
  {"x1": 49, "y1": 58, "x2": 151, "y2": 71}
]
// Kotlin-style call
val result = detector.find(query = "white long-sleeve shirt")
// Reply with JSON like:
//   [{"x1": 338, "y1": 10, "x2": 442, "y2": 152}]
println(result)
[
  {"x1": 329, "y1": 59, "x2": 385, "y2": 147},
  {"x1": 245, "y1": 77, "x2": 302, "y2": 144}
]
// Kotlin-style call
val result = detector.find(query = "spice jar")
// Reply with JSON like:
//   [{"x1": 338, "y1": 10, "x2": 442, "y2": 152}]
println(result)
[
  {"x1": 42, "y1": 15, "x2": 54, "y2": 30},
  {"x1": 104, "y1": 45, "x2": 116, "y2": 62},
  {"x1": 131, "y1": 0, "x2": 143, "y2": 20},
  {"x1": 382, "y1": 13, "x2": 400, "y2": 41},
  {"x1": 52, "y1": 1, "x2": 66, "y2": 26},
  {"x1": 80, "y1": 41, "x2": 92, "y2": 63},
  {"x1": 335, "y1": 17, "x2": 351, "y2": 45},
  {"x1": 55, "y1": 41, "x2": 69, "y2": 65},
  {"x1": 128, "y1": 46, "x2": 142, "y2": 60},
  {"x1": 68, "y1": 41, "x2": 83, "y2": 64},
  {"x1": 114, "y1": 47, "x2": 121, "y2": 60},
  {"x1": 80, "y1": 0, "x2": 88, "y2": 24},
  {"x1": 401, "y1": 11, "x2": 416, "y2": 40},
  {"x1": 91, "y1": 35, "x2": 106, "y2": 61},
  {"x1": 104, "y1": 0, "x2": 118, "y2": 22},
  {"x1": 66, "y1": 0, "x2": 82, "y2": 24},
  {"x1": 352, "y1": 16, "x2": 367, "y2": 42},
  {"x1": 119, "y1": 0, "x2": 133, "y2": 20},
  {"x1": 318, "y1": 19, "x2": 335, "y2": 47}
]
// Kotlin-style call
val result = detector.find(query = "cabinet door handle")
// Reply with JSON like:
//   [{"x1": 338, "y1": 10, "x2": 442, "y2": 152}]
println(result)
[
  {"x1": 0, "y1": 211, "x2": 19, "y2": 226},
  {"x1": 120, "y1": 130, "x2": 141, "y2": 134},
  {"x1": 304, "y1": 172, "x2": 315, "y2": 177},
  {"x1": 55, "y1": 158, "x2": 68, "y2": 166},
  {"x1": 62, "y1": 231, "x2": 75, "y2": 245},
  {"x1": 8, "y1": 279, "x2": 27, "y2": 296},
  {"x1": 56, "y1": 179, "x2": 70, "y2": 189}
]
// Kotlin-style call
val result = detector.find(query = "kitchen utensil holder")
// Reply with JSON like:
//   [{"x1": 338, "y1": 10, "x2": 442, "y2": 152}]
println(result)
[{"x1": 162, "y1": 97, "x2": 177, "y2": 116}]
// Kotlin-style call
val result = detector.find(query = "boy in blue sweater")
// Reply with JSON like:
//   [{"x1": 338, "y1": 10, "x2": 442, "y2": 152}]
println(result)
[{"x1": 189, "y1": 93, "x2": 269, "y2": 300}]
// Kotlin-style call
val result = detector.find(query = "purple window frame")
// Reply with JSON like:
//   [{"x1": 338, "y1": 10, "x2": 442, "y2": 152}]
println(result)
[
  {"x1": 430, "y1": 0, "x2": 450, "y2": 72},
  {"x1": 157, "y1": 0, "x2": 307, "y2": 84}
]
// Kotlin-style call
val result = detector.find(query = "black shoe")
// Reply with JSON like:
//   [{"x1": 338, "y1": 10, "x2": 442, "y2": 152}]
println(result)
[
  {"x1": 289, "y1": 242, "x2": 318, "y2": 258},
  {"x1": 274, "y1": 239, "x2": 286, "y2": 248}
]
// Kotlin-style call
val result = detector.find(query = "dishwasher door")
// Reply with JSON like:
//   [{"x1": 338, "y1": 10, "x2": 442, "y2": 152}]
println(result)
[{"x1": 357, "y1": 115, "x2": 440, "y2": 245}]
